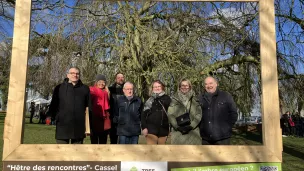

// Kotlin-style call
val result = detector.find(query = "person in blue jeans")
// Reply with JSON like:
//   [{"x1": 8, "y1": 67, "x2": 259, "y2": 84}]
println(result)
[{"x1": 115, "y1": 82, "x2": 142, "y2": 144}]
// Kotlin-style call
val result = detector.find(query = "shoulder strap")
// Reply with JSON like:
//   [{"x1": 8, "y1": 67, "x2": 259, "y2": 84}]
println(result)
[
  {"x1": 187, "y1": 96, "x2": 193, "y2": 113},
  {"x1": 158, "y1": 99, "x2": 172, "y2": 132},
  {"x1": 158, "y1": 100, "x2": 168, "y2": 116},
  {"x1": 171, "y1": 95, "x2": 193, "y2": 113}
]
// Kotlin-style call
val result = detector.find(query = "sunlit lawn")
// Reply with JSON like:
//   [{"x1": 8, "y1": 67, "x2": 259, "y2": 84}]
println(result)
[{"x1": 1, "y1": 114, "x2": 303, "y2": 170}]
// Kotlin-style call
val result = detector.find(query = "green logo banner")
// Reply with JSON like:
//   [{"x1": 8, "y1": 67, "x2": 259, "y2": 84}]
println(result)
[{"x1": 171, "y1": 163, "x2": 281, "y2": 171}]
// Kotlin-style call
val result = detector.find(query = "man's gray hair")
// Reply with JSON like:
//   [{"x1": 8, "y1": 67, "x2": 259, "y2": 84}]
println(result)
[
  {"x1": 204, "y1": 76, "x2": 219, "y2": 84},
  {"x1": 66, "y1": 67, "x2": 81, "y2": 75},
  {"x1": 123, "y1": 81, "x2": 134, "y2": 89}
]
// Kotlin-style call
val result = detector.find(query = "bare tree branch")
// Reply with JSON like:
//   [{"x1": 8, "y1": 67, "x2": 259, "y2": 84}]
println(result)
[{"x1": 200, "y1": 55, "x2": 259, "y2": 75}]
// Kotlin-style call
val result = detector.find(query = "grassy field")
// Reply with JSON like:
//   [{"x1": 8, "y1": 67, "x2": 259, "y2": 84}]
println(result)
[{"x1": 0, "y1": 114, "x2": 303, "y2": 170}]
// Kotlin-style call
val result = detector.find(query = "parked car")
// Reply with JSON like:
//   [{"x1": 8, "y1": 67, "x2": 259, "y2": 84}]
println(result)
[
  {"x1": 235, "y1": 116, "x2": 262, "y2": 126},
  {"x1": 235, "y1": 119, "x2": 246, "y2": 126},
  {"x1": 246, "y1": 116, "x2": 258, "y2": 125}
]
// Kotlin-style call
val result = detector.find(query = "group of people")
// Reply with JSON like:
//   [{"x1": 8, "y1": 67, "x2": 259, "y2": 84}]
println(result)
[
  {"x1": 48, "y1": 67, "x2": 238, "y2": 145},
  {"x1": 29, "y1": 102, "x2": 50, "y2": 124},
  {"x1": 280, "y1": 111, "x2": 304, "y2": 137}
]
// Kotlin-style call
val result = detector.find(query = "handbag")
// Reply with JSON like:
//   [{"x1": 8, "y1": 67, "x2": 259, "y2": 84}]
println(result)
[
  {"x1": 176, "y1": 112, "x2": 191, "y2": 127},
  {"x1": 104, "y1": 112, "x2": 111, "y2": 131},
  {"x1": 175, "y1": 97, "x2": 192, "y2": 127}
]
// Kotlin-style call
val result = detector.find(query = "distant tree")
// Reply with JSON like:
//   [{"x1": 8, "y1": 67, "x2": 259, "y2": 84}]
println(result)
[{"x1": 0, "y1": 40, "x2": 11, "y2": 110}]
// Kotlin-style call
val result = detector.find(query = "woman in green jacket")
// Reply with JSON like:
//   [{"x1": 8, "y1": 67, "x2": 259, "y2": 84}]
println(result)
[{"x1": 167, "y1": 78, "x2": 202, "y2": 145}]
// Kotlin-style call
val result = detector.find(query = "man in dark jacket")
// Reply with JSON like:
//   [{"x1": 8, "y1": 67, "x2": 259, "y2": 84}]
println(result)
[
  {"x1": 29, "y1": 102, "x2": 36, "y2": 123},
  {"x1": 48, "y1": 67, "x2": 90, "y2": 144},
  {"x1": 116, "y1": 82, "x2": 142, "y2": 144},
  {"x1": 198, "y1": 76, "x2": 238, "y2": 145},
  {"x1": 108, "y1": 73, "x2": 125, "y2": 144}
]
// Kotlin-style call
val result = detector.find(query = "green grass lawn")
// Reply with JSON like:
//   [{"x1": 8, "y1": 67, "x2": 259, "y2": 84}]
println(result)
[
  {"x1": 281, "y1": 136, "x2": 304, "y2": 170},
  {"x1": 1, "y1": 114, "x2": 304, "y2": 170}
]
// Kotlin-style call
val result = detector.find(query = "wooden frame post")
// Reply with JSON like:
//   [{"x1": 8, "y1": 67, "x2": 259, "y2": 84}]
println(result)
[
  {"x1": 259, "y1": 0, "x2": 282, "y2": 161},
  {"x1": 3, "y1": 0, "x2": 281, "y2": 165},
  {"x1": 3, "y1": 0, "x2": 32, "y2": 160}
]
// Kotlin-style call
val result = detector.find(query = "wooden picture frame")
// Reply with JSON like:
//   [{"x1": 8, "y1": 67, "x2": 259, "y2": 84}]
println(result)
[{"x1": 3, "y1": 0, "x2": 281, "y2": 164}]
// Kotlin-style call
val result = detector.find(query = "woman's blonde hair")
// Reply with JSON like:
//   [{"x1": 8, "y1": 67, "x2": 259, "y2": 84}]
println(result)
[{"x1": 178, "y1": 78, "x2": 192, "y2": 90}]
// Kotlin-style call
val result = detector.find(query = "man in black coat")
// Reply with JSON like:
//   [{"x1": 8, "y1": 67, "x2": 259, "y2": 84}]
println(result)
[
  {"x1": 116, "y1": 82, "x2": 142, "y2": 144},
  {"x1": 108, "y1": 73, "x2": 125, "y2": 144},
  {"x1": 48, "y1": 67, "x2": 90, "y2": 144},
  {"x1": 198, "y1": 76, "x2": 238, "y2": 145}
]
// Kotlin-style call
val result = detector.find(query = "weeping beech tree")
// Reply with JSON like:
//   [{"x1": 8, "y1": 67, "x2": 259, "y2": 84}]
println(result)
[
  {"x1": 1, "y1": 0, "x2": 304, "y2": 116},
  {"x1": 25, "y1": 1, "x2": 276, "y2": 117}
]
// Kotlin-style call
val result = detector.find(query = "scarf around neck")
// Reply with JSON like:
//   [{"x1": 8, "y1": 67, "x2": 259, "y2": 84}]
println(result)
[
  {"x1": 143, "y1": 91, "x2": 165, "y2": 111},
  {"x1": 177, "y1": 90, "x2": 194, "y2": 107}
]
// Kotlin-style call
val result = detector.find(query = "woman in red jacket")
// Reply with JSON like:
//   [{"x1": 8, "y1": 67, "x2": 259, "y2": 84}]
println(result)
[{"x1": 90, "y1": 75, "x2": 110, "y2": 144}]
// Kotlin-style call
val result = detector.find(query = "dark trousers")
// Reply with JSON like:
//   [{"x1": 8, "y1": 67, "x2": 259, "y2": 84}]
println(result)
[
  {"x1": 282, "y1": 126, "x2": 290, "y2": 135},
  {"x1": 289, "y1": 126, "x2": 295, "y2": 136},
  {"x1": 30, "y1": 112, "x2": 34, "y2": 123},
  {"x1": 202, "y1": 138, "x2": 231, "y2": 145},
  {"x1": 39, "y1": 114, "x2": 46, "y2": 124},
  {"x1": 90, "y1": 131, "x2": 108, "y2": 144},
  {"x1": 295, "y1": 125, "x2": 302, "y2": 137},
  {"x1": 109, "y1": 123, "x2": 118, "y2": 144},
  {"x1": 118, "y1": 135, "x2": 139, "y2": 144},
  {"x1": 56, "y1": 138, "x2": 83, "y2": 144}
]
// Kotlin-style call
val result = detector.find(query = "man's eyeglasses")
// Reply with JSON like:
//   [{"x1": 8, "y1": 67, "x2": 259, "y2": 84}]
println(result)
[{"x1": 69, "y1": 72, "x2": 80, "y2": 75}]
